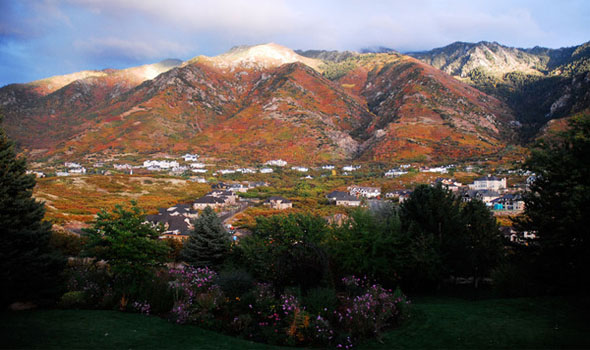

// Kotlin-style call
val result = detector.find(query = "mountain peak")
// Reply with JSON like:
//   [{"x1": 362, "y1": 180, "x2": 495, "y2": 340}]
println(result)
[{"x1": 210, "y1": 43, "x2": 322, "y2": 70}]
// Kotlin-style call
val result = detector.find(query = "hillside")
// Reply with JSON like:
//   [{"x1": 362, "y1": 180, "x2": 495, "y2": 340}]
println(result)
[
  {"x1": 1, "y1": 44, "x2": 518, "y2": 164},
  {"x1": 408, "y1": 41, "x2": 590, "y2": 138}
]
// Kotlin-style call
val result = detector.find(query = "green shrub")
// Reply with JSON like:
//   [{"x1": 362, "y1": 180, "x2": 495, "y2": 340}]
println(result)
[
  {"x1": 302, "y1": 287, "x2": 337, "y2": 317},
  {"x1": 215, "y1": 269, "x2": 254, "y2": 299},
  {"x1": 60, "y1": 291, "x2": 87, "y2": 308}
]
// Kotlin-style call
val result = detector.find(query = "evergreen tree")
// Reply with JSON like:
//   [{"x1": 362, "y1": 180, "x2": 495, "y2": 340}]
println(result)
[
  {"x1": 517, "y1": 112, "x2": 590, "y2": 291},
  {"x1": 182, "y1": 206, "x2": 230, "y2": 268},
  {"x1": 0, "y1": 115, "x2": 64, "y2": 306}
]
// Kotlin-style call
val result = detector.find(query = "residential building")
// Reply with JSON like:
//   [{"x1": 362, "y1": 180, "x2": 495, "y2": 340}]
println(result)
[
  {"x1": 348, "y1": 185, "x2": 381, "y2": 198},
  {"x1": 325, "y1": 191, "x2": 361, "y2": 207},
  {"x1": 263, "y1": 196, "x2": 293, "y2": 210},
  {"x1": 264, "y1": 159, "x2": 287, "y2": 167},
  {"x1": 469, "y1": 175, "x2": 507, "y2": 191},
  {"x1": 182, "y1": 154, "x2": 199, "y2": 162}
]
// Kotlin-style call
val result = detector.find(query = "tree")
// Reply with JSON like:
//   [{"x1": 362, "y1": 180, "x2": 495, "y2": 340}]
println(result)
[
  {"x1": 0, "y1": 115, "x2": 64, "y2": 306},
  {"x1": 181, "y1": 206, "x2": 230, "y2": 268},
  {"x1": 328, "y1": 206, "x2": 402, "y2": 287},
  {"x1": 517, "y1": 112, "x2": 590, "y2": 291},
  {"x1": 399, "y1": 184, "x2": 464, "y2": 288},
  {"x1": 461, "y1": 200, "x2": 503, "y2": 288},
  {"x1": 239, "y1": 213, "x2": 329, "y2": 294},
  {"x1": 83, "y1": 201, "x2": 169, "y2": 296}
]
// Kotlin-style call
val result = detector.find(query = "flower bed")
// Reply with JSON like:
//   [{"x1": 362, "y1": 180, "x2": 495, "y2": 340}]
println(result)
[{"x1": 167, "y1": 267, "x2": 410, "y2": 347}]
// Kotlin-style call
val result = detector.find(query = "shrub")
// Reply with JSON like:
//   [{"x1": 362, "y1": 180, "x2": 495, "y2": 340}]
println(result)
[
  {"x1": 60, "y1": 291, "x2": 87, "y2": 308},
  {"x1": 303, "y1": 287, "x2": 338, "y2": 317},
  {"x1": 214, "y1": 269, "x2": 254, "y2": 299}
]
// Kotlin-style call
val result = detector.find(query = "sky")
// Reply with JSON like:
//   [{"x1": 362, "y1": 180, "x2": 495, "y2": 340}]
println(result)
[{"x1": 1, "y1": 0, "x2": 589, "y2": 86}]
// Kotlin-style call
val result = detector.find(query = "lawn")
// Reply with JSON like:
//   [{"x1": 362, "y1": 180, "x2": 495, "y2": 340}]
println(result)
[{"x1": 1, "y1": 297, "x2": 588, "y2": 349}]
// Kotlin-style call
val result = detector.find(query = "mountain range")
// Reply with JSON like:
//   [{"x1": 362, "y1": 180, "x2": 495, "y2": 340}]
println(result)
[{"x1": 1, "y1": 41, "x2": 588, "y2": 165}]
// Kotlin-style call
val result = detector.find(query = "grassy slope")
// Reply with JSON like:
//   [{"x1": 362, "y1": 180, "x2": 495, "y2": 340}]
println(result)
[{"x1": 2, "y1": 297, "x2": 588, "y2": 349}]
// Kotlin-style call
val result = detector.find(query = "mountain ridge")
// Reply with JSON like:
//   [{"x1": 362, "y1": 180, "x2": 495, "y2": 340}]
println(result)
[{"x1": 1, "y1": 43, "x2": 521, "y2": 164}]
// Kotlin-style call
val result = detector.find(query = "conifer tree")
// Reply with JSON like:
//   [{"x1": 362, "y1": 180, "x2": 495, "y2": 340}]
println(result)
[
  {"x1": 0, "y1": 115, "x2": 64, "y2": 306},
  {"x1": 181, "y1": 206, "x2": 230, "y2": 268}
]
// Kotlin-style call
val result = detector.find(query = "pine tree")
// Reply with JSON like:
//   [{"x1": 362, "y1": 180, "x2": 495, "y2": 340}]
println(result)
[
  {"x1": 0, "y1": 115, "x2": 64, "y2": 306},
  {"x1": 181, "y1": 206, "x2": 230, "y2": 268}
]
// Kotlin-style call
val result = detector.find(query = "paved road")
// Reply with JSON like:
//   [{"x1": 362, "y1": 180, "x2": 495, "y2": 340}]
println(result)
[{"x1": 220, "y1": 201, "x2": 249, "y2": 227}]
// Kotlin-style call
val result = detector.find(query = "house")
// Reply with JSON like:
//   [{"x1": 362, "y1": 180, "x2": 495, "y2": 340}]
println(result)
[
  {"x1": 68, "y1": 167, "x2": 87, "y2": 174},
  {"x1": 226, "y1": 183, "x2": 248, "y2": 193},
  {"x1": 64, "y1": 162, "x2": 82, "y2": 168},
  {"x1": 342, "y1": 165, "x2": 361, "y2": 172},
  {"x1": 182, "y1": 154, "x2": 199, "y2": 162},
  {"x1": 348, "y1": 185, "x2": 381, "y2": 198},
  {"x1": 265, "y1": 159, "x2": 287, "y2": 167},
  {"x1": 260, "y1": 167, "x2": 274, "y2": 174},
  {"x1": 469, "y1": 175, "x2": 507, "y2": 191},
  {"x1": 219, "y1": 169, "x2": 236, "y2": 175},
  {"x1": 325, "y1": 191, "x2": 361, "y2": 207},
  {"x1": 193, "y1": 196, "x2": 226, "y2": 210},
  {"x1": 56, "y1": 171, "x2": 70, "y2": 177},
  {"x1": 26, "y1": 170, "x2": 46, "y2": 178},
  {"x1": 208, "y1": 190, "x2": 237, "y2": 205},
  {"x1": 462, "y1": 189, "x2": 501, "y2": 206},
  {"x1": 114, "y1": 163, "x2": 132, "y2": 170},
  {"x1": 434, "y1": 178, "x2": 463, "y2": 192},
  {"x1": 385, "y1": 168, "x2": 408, "y2": 177},
  {"x1": 236, "y1": 168, "x2": 256, "y2": 174},
  {"x1": 420, "y1": 165, "x2": 451, "y2": 174},
  {"x1": 264, "y1": 196, "x2": 293, "y2": 210},
  {"x1": 490, "y1": 193, "x2": 525, "y2": 211},
  {"x1": 291, "y1": 166, "x2": 309, "y2": 172},
  {"x1": 189, "y1": 162, "x2": 206, "y2": 168},
  {"x1": 143, "y1": 160, "x2": 179, "y2": 171},
  {"x1": 321, "y1": 165, "x2": 335, "y2": 170},
  {"x1": 385, "y1": 190, "x2": 413, "y2": 203},
  {"x1": 145, "y1": 203, "x2": 198, "y2": 237}
]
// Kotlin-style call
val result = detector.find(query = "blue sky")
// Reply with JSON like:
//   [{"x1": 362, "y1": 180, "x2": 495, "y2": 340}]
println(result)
[{"x1": 1, "y1": 0, "x2": 589, "y2": 86}]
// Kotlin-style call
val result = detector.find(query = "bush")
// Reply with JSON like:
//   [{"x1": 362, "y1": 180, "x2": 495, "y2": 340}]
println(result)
[
  {"x1": 60, "y1": 291, "x2": 87, "y2": 308},
  {"x1": 214, "y1": 269, "x2": 254, "y2": 299},
  {"x1": 65, "y1": 260, "x2": 114, "y2": 308},
  {"x1": 302, "y1": 287, "x2": 337, "y2": 317}
]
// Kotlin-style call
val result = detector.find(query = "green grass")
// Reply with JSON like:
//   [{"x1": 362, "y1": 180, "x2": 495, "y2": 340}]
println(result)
[{"x1": 1, "y1": 297, "x2": 588, "y2": 349}]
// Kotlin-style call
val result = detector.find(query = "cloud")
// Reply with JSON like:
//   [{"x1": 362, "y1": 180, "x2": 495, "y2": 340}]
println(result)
[
  {"x1": 73, "y1": 37, "x2": 190, "y2": 62},
  {"x1": 1, "y1": 0, "x2": 589, "y2": 85}
]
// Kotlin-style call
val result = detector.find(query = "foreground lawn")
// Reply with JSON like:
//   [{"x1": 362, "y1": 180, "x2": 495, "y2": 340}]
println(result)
[{"x1": 1, "y1": 297, "x2": 588, "y2": 349}]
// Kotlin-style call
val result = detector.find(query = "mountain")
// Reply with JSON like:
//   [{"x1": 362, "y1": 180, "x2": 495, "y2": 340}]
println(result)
[
  {"x1": 408, "y1": 41, "x2": 590, "y2": 138},
  {"x1": 0, "y1": 43, "x2": 518, "y2": 164}
]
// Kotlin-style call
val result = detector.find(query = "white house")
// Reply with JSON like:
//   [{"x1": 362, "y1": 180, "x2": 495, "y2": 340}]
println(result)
[
  {"x1": 385, "y1": 169, "x2": 408, "y2": 177},
  {"x1": 182, "y1": 154, "x2": 199, "y2": 162},
  {"x1": 348, "y1": 185, "x2": 381, "y2": 198},
  {"x1": 321, "y1": 165, "x2": 335, "y2": 170},
  {"x1": 265, "y1": 159, "x2": 287, "y2": 167},
  {"x1": 191, "y1": 169, "x2": 208, "y2": 174},
  {"x1": 469, "y1": 175, "x2": 507, "y2": 191},
  {"x1": 143, "y1": 160, "x2": 179, "y2": 170},
  {"x1": 342, "y1": 165, "x2": 361, "y2": 172},
  {"x1": 68, "y1": 167, "x2": 87, "y2": 174},
  {"x1": 237, "y1": 168, "x2": 256, "y2": 174},
  {"x1": 189, "y1": 162, "x2": 206, "y2": 168},
  {"x1": 64, "y1": 162, "x2": 82, "y2": 168},
  {"x1": 219, "y1": 169, "x2": 237, "y2": 175},
  {"x1": 291, "y1": 166, "x2": 309, "y2": 172},
  {"x1": 260, "y1": 168, "x2": 274, "y2": 174},
  {"x1": 114, "y1": 163, "x2": 132, "y2": 170}
]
